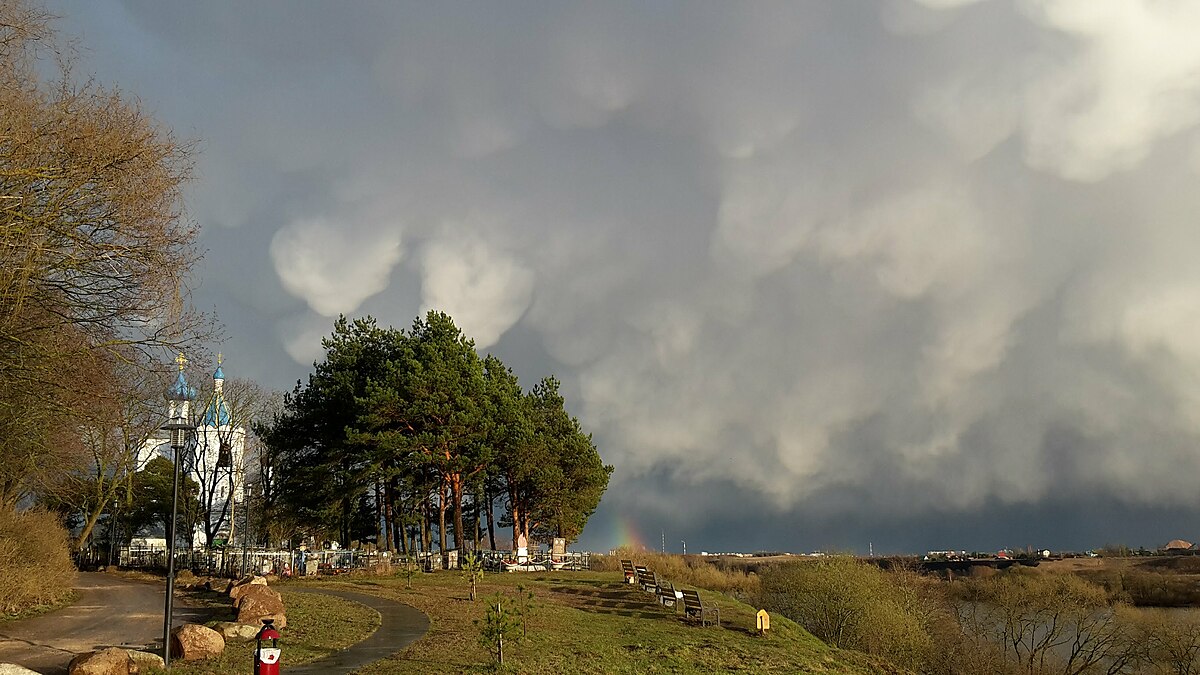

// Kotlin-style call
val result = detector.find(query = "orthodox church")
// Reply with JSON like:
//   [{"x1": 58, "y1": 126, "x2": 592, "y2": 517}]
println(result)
[{"x1": 138, "y1": 355, "x2": 247, "y2": 548}]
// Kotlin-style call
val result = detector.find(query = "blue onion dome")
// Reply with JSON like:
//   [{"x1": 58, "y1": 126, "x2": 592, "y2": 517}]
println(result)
[{"x1": 167, "y1": 369, "x2": 196, "y2": 400}]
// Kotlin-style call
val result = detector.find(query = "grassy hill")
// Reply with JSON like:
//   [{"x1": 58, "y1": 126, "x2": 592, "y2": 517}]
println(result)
[{"x1": 287, "y1": 570, "x2": 901, "y2": 674}]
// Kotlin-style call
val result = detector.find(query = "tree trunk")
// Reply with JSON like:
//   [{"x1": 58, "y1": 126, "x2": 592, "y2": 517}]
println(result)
[
  {"x1": 511, "y1": 503, "x2": 521, "y2": 554},
  {"x1": 451, "y1": 473, "x2": 464, "y2": 552},
  {"x1": 376, "y1": 480, "x2": 388, "y2": 552},
  {"x1": 383, "y1": 480, "x2": 395, "y2": 552},
  {"x1": 74, "y1": 506, "x2": 105, "y2": 551},
  {"x1": 486, "y1": 489, "x2": 497, "y2": 551},
  {"x1": 472, "y1": 492, "x2": 481, "y2": 552},
  {"x1": 437, "y1": 482, "x2": 448, "y2": 553},
  {"x1": 421, "y1": 496, "x2": 431, "y2": 553}
]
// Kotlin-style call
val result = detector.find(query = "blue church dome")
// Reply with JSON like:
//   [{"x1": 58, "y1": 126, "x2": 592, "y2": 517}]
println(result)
[
  {"x1": 167, "y1": 370, "x2": 195, "y2": 400},
  {"x1": 203, "y1": 397, "x2": 231, "y2": 427}
]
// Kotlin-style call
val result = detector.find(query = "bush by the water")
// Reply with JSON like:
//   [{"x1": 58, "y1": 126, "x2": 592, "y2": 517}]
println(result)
[{"x1": 0, "y1": 507, "x2": 76, "y2": 614}]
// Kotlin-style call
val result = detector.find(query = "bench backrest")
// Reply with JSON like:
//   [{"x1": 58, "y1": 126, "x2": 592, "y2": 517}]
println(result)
[
  {"x1": 681, "y1": 589, "x2": 704, "y2": 611},
  {"x1": 657, "y1": 581, "x2": 675, "y2": 596},
  {"x1": 637, "y1": 568, "x2": 654, "y2": 584},
  {"x1": 621, "y1": 559, "x2": 635, "y2": 575}
]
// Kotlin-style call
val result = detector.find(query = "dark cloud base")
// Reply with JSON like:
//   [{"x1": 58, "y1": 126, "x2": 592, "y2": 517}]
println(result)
[{"x1": 582, "y1": 491, "x2": 1199, "y2": 556}]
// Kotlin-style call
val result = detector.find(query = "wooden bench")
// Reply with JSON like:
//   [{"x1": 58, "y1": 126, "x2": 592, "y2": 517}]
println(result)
[
  {"x1": 637, "y1": 567, "x2": 658, "y2": 592},
  {"x1": 657, "y1": 581, "x2": 680, "y2": 609},
  {"x1": 680, "y1": 589, "x2": 719, "y2": 626},
  {"x1": 621, "y1": 559, "x2": 637, "y2": 584},
  {"x1": 633, "y1": 565, "x2": 649, "y2": 588}
]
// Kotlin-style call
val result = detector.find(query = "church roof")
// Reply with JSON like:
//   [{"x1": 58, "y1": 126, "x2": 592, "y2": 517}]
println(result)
[
  {"x1": 203, "y1": 356, "x2": 230, "y2": 426},
  {"x1": 167, "y1": 370, "x2": 195, "y2": 400},
  {"x1": 203, "y1": 396, "x2": 231, "y2": 427}
]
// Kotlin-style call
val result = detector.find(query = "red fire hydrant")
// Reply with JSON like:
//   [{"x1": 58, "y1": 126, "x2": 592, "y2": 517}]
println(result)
[{"x1": 254, "y1": 618, "x2": 281, "y2": 675}]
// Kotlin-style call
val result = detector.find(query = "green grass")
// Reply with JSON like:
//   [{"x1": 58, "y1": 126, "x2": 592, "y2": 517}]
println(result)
[
  {"x1": 290, "y1": 570, "x2": 903, "y2": 674},
  {"x1": 156, "y1": 588, "x2": 381, "y2": 674},
  {"x1": 0, "y1": 589, "x2": 78, "y2": 623}
]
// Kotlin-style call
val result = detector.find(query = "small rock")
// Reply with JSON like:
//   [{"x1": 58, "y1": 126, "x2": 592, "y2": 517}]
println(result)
[
  {"x1": 170, "y1": 623, "x2": 225, "y2": 661},
  {"x1": 68, "y1": 648, "x2": 133, "y2": 675},
  {"x1": 123, "y1": 650, "x2": 163, "y2": 672},
  {"x1": 213, "y1": 621, "x2": 261, "y2": 641}
]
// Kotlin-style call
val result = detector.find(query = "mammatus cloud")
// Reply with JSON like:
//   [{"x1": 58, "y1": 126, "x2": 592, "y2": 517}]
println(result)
[
  {"x1": 419, "y1": 226, "x2": 535, "y2": 349},
  {"x1": 269, "y1": 217, "x2": 403, "y2": 317},
  {"x1": 53, "y1": 0, "x2": 1200, "y2": 551}
]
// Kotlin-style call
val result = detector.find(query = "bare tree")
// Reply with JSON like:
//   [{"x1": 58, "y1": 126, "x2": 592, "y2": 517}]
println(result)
[
  {"x1": 42, "y1": 351, "x2": 170, "y2": 549},
  {"x1": 0, "y1": 0, "x2": 212, "y2": 505}
]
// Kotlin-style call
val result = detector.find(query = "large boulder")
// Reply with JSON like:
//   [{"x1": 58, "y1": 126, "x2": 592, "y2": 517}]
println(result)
[
  {"x1": 228, "y1": 575, "x2": 268, "y2": 602},
  {"x1": 67, "y1": 648, "x2": 133, "y2": 675},
  {"x1": 213, "y1": 621, "x2": 261, "y2": 641},
  {"x1": 170, "y1": 623, "x2": 225, "y2": 661},
  {"x1": 236, "y1": 584, "x2": 287, "y2": 629}
]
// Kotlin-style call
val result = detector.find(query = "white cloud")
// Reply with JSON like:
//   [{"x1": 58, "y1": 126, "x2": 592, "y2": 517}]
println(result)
[
  {"x1": 1019, "y1": 0, "x2": 1200, "y2": 180},
  {"x1": 418, "y1": 227, "x2": 534, "y2": 349},
  {"x1": 269, "y1": 217, "x2": 403, "y2": 317}
]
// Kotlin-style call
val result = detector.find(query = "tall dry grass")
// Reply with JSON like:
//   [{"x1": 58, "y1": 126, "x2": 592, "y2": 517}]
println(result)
[
  {"x1": 592, "y1": 546, "x2": 760, "y2": 597},
  {"x1": 0, "y1": 507, "x2": 76, "y2": 614}
]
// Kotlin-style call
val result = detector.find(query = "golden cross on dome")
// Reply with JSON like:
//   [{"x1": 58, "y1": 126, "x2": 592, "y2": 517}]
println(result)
[
  {"x1": 175, "y1": 352, "x2": 187, "y2": 371},
  {"x1": 217, "y1": 352, "x2": 223, "y2": 366}
]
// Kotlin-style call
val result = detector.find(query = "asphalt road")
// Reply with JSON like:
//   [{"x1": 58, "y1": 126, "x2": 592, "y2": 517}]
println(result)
[{"x1": 0, "y1": 572, "x2": 203, "y2": 675}]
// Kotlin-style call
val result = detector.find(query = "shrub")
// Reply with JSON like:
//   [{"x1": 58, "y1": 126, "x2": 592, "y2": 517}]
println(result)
[
  {"x1": 758, "y1": 556, "x2": 933, "y2": 668},
  {"x1": 475, "y1": 591, "x2": 521, "y2": 670},
  {"x1": 0, "y1": 507, "x2": 76, "y2": 614},
  {"x1": 954, "y1": 570, "x2": 1136, "y2": 675}
]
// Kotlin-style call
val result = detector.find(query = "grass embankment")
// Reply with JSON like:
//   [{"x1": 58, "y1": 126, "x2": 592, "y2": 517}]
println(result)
[
  {"x1": 159, "y1": 588, "x2": 381, "y2": 675},
  {"x1": 294, "y1": 570, "x2": 899, "y2": 674}
]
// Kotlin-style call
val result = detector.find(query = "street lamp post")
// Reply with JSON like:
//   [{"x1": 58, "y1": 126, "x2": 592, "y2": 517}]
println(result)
[
  {"x1": 162, "y1": 354, "x2": 196, "y2": 668},
  {"x1": 107, "y1": 499, "x2": 119, "y2": 567},
  {"x1": 241, "y1": 483, "x2": 255, "y2": 577}
]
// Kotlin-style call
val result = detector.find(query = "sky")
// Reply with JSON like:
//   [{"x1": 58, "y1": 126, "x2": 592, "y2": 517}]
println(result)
[{"x1": 46, "y1": 0, "x2": 1200, "y2": 555}]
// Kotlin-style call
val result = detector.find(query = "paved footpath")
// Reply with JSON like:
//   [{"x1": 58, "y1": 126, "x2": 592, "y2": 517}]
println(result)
[
  {"x1": 286, "y1": 588, "x2": 429, "y2": 675},
  {"x1": 0, "y1": 572, "x2": 208, "y2": 675},
  {"x1": 0, "y1": 574, "x2": 428, "y2": 675}
]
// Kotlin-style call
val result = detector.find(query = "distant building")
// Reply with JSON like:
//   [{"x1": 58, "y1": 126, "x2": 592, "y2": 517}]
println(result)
[{"x1": 1164, "y1": 539, "x2": 1195, "y2": 551}]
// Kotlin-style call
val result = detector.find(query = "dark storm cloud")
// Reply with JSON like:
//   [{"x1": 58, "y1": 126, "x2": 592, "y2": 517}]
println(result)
[{"x1": 49, "y1": 0, "x2": 1200, "y2": 552}]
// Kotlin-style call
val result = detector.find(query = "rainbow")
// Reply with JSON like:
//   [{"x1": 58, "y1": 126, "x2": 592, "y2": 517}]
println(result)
[{"x1": 613, "y1": 514, "x2": 647, "y2": 551}]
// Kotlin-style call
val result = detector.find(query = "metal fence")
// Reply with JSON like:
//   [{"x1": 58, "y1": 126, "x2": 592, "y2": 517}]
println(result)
[{"x1": 76, "y1": 546, "x2": 589, "y2": 578}]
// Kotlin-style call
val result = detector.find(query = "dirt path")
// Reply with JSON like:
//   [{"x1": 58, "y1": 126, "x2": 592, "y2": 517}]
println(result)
[{"x1": 0, "y1": 572, "x2": 204, "y2": 675}]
